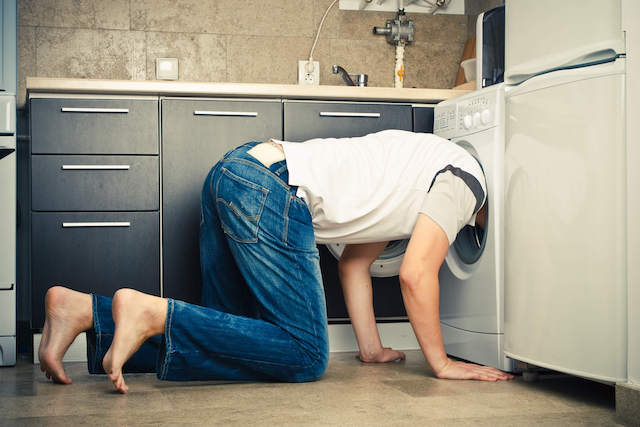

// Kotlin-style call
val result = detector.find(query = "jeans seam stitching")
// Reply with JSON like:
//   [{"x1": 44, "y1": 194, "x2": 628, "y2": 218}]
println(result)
[
  {"x1": 161, "y1": 299, "x2": 174, "y2": 379},
  {"x1": 215, "y1": 167, "x2": 269, "y2": 244},
  {"x1": 221, "y1": 167, "x2": 271, "y2": 193},
  {"x1": 282, "y1": 194, "x2": 291, "y2": 243},
  {"x1": 219, "y1": 158, "x2": 289, "y2": 190},
  {"x1": 210, "y1": 353, "x2": 316, "y2": 369},
  {"x1": 91, "y1": 294, "x2": 100, "y2": 373}
]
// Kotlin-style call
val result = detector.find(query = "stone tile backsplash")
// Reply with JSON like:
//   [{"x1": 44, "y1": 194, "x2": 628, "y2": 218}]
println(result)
[{"x1": 17, "y1": 0, "x2": 475, "y2": 106}]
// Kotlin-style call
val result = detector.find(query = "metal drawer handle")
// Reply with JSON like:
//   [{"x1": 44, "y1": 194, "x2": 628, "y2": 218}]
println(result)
[
  {"x1": 193, "y1": 111, "x2": 258, "y2": 117},
  {"x1": 319, "y1": 112, "x2": 381, "y2": 118},
  {"x1": 62, "y1": 222, "x2": 131, "y2": 228},
  {"x1": 62, "y1": 165, "x2": 130, "y2": 170},
  {"x1": 0, "y1": 283, "x2": 14, "y2": 291},
  {"x1": 61, "y1": 107, "x2": 129, "y2": 114}
]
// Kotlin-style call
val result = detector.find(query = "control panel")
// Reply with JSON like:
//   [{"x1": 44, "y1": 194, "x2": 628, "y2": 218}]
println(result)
[
  {"x1": 433, "y1": 104, "x2": 456, "y2": 139},
  {"x1": 434, "y1": 85, "x2": 502, "y2": 139},
  {"x1": 458, "y1": 92, "x2": 495, "y2": 133}
]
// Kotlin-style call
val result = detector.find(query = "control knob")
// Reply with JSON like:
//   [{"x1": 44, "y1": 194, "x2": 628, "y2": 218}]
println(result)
[
  {"x1": 463, "y1": 115, "x2": 473, "y2": 130},
  {"x1": 481, "y1": 109, "x2": 491, "y2": 125},
  {"x1": 473, "y1": 112, "x2": 481, "y2": 127}
]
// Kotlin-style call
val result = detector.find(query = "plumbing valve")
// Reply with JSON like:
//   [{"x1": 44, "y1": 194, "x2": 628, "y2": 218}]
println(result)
[{"x1": 372, "y1": 9, "x2": 414, "y2": 45}]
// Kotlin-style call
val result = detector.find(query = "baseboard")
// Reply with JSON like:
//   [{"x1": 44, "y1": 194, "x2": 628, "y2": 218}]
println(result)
[
  {"x1": 329, "y1": 322, "x2": 419, "y2": 352},
  {"x1": 33, "y1": 332, "x2": 86, "y2": 364},
  {"x1": 31, "y1": 323, "x2": 419, "y2": 364}
]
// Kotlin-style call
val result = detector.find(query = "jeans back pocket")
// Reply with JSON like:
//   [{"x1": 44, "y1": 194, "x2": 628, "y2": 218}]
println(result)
[{"x1": 216, "y1": 168, "x2": 269, "y2": 243}]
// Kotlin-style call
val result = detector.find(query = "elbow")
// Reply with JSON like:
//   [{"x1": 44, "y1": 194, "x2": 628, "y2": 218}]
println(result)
[
  {"x1": 399, "y1": 264, "x2": 436, "y2": 295},
  {"x1": 399, "y1": 267, "x2": 420, "y2": 294}
]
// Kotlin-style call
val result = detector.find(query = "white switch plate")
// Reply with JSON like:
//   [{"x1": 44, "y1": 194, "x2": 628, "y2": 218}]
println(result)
[
  {"x1": 298, "y1": 60, "x2": 320, "y2": 85},
  {"x1": 156, "y1": 57, "x2": 179, "y2": 80}
]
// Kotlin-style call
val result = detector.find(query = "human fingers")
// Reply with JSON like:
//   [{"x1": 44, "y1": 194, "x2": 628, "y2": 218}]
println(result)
[
  {"x1": 480, "y1": 366, "x2": 514, "y2": 380},
  {"x1": 382, "y1": 348, "x2": 406, "y2": 362},
  {"x1": 471, "y1": 366, "x2": 512, "y2": 382}
]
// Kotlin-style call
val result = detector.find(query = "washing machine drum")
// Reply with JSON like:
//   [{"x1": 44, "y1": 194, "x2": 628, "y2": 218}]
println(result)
[{"x1": 326, "y1": 240, "x2": 408, "y2": 278}]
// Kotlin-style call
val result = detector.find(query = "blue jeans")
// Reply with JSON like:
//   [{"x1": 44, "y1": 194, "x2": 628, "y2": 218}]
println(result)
[{"x1": 87, "y1": 142, "x2": 329, "y2": 382}]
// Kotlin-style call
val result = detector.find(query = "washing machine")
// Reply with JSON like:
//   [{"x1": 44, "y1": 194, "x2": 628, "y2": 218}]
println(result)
[{"x1": 434, "y1": 83, "x2": 514, "y2": 372}]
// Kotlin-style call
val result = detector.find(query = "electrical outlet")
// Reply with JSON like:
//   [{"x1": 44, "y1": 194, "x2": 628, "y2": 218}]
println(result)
[{"x1": 298, "y1": 60, "x2": 320, "y2": 85}]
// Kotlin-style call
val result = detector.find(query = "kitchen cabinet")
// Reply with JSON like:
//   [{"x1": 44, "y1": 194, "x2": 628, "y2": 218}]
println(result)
[
  {"x1": 30, "y1": 98, "x2": 158, "y2": 155},
  {"x1": 161, "y1": 98, "x2": 282, "y2": 304},
  {"x1": 413, "y1": 106, "x2": 435, "y2": 134},
  {"x1": 29, "y1": 97, "x2": 160, "y2": 329},
  {"x1": 31, "y1": 212, "x2": 159, "y2": 328},
  {"x1": 284, "y1": 100, "x2": 415, "y2": 322},
  {"x1": 284, "y1": 101, "x2": 412, "y2": 141},
  {"x1": 28, "y1": 89, "x2": 437, "y2": 329}
]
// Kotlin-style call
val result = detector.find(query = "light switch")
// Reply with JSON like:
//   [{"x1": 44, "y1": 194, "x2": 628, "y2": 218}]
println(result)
[{"x1": 156, "y1": 58, "x2": 179, "y2": 80}]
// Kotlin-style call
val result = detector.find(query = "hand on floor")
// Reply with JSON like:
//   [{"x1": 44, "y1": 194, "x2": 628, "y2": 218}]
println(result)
[
  {"x1": 358, "y1": 347, "x2": 406, "y2": 363},
  {"x1": 435, "y1": 358, "x2": 514, "y2": 381}
]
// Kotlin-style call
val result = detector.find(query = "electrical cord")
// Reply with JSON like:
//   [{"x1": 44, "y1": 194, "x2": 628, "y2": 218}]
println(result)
[{"x1": 307, "y1": 0, "x2": 339, "y2": 72}]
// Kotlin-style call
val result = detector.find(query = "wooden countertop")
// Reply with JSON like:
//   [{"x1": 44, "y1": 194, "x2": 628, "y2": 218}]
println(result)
[{"x1": 26, "y1": 77, "x2": 470, "y2": 104}]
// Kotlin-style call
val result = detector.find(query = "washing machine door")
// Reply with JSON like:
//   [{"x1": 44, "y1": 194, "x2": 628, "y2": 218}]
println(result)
[{"x1": 438, "y1": 137, "x2": 502, "y2": 335}]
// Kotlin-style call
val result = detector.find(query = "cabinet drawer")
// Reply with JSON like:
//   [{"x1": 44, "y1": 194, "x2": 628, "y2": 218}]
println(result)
[
  {"x1": 30, "y1": 98, "x2": 159, "y2": 154},
  {"x1": 284, "y1": 102, "x2": 412, "y2": 141},
  {"x1": 32, "y1": 155, "x2": 159, "y2": 211},
  {"x1": 31, "y1": 211, "x2": 160, "y2": 329}
]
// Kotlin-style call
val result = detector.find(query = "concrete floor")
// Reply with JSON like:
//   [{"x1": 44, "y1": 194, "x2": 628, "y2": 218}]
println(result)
[{"x1": 0, "y1": 351, "x2": 622, "y2": 426}]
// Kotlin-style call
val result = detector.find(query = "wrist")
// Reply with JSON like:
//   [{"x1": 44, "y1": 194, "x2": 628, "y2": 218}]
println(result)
[
  {"x1": 427, "y1": 354, "x2": 451, "y2": 375},
  {"x1": 358, "y1": 345, "x2": 384, "y2": 363}
]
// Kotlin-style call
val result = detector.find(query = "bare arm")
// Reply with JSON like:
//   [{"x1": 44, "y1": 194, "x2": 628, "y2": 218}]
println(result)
[
  {"x1": 339, "y1": 242, "x2": 406, "y2": 363},
  {"x1": 400, "y1": 214, "x2": 513, "y2": 381}
]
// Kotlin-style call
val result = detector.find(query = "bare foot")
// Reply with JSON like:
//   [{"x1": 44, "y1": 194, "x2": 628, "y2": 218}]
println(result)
[
  {"x1": 102, "y1": 289, "x2": 167, "y2": 394},
  {"x1": 38, "y1": 286, "x2": 93, "y2": 384}
]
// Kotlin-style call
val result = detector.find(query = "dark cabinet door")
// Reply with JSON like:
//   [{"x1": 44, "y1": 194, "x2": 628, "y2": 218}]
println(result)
[
  {"x1": 283, "y1": 101, "x2": 413, "y2": 322},
  {"x1": 31, "y1": 155, "x2": 159, "y2": 211},
  {"x1": 30, "y1": 98, "x2": 159, "y2": 155},
  {"x1": 31, "y1": 212, "x2": 160, "y2": 329},
  {"x1": 413, "y1": 106, "x2": 435, "y2": 133},
  {"x1": 284, "y1": 101, "x2": 412, "y2": 141},
  {"x1": 161, "y1": 98, "x2": 283, "y2": 304}
]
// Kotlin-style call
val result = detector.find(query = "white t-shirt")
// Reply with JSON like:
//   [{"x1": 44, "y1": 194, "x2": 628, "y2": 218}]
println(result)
[{"x1": 276, "y1": 129, "x2": 486, "y2": 244}]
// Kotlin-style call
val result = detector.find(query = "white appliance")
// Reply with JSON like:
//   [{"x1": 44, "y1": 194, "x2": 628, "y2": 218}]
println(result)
[
  {"x1": 0, "y1": 94, "x2": 16, "y2": 366},
  {"x1": 434, "y1": 83, "x2": 514, "y2": 372},
  {"x1": 503, "y1": 0, "x2": 629, "y2": 382}
]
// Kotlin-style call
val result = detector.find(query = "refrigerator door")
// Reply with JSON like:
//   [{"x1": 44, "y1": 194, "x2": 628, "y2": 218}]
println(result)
[
  {"x1": 504, "y1": 59, "x2": 627, "y2": 382},
  {"x1": 505, "y1": 0, "x2": 624, "y2": 85}
]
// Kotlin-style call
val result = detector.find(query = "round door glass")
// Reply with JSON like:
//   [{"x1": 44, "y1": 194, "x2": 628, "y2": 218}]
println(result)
[{"x1": 451, "y1": 140, "x2": 488, "y2": 265}]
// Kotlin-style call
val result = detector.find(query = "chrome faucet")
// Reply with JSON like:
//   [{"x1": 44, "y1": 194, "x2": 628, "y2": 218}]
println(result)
[{"x1": 332, "y1": 65, "x2": 368, "y2": 87}]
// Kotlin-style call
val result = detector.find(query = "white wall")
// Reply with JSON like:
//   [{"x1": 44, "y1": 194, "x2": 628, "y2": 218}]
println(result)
[{"x1": 622, "y1": 0, "x2": 640, "y2": 385}]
